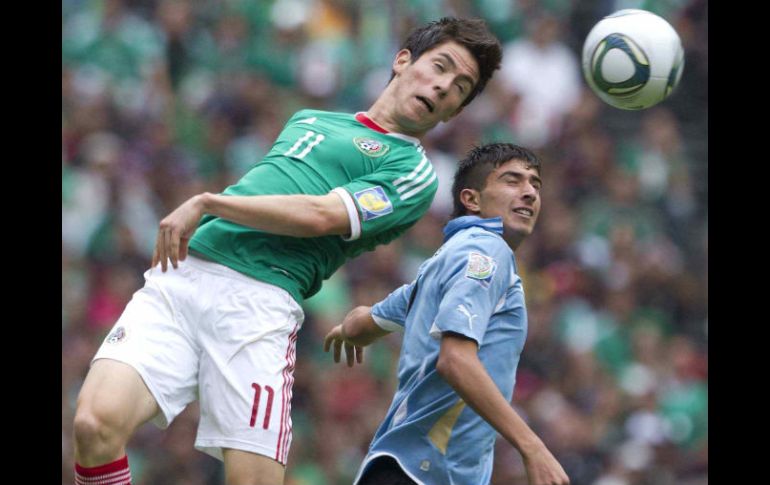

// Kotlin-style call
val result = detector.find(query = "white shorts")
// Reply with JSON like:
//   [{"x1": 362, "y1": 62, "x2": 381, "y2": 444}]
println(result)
[{"x1": 93, "y1": 255, "x2": 305, "y2": 464}]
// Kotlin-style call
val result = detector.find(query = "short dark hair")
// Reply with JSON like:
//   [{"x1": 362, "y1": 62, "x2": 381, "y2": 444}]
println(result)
[
  {"x1": 393, "y1": 17, "x2": 502, "y2": 107},
  {"x1": 451, "y1": 143, "x2": 541, "y2": 218}
]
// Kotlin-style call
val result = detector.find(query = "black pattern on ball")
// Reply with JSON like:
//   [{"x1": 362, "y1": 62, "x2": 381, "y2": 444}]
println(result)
[
  {"x1": 591, "y1": 33, "x2": 650, "y2": 97},
  {"x1": 665, "y1": 52, "x2": 684, "y2": 97}
]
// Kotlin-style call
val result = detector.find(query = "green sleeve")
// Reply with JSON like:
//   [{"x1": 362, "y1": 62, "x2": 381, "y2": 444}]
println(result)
[{"x1": 334, "y1": 149, "x2": 438, "y2": 240}]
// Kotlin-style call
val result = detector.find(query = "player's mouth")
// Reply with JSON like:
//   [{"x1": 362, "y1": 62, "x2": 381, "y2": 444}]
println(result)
[
  {"x1": 416, "y1": 96, "x2": 434, "y2": 113},
  {"x1": 512, "y1": 207, "x2": 534, "y2": 218}
]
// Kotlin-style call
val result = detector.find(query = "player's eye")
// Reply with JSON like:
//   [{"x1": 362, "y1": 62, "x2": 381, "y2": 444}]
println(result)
[
  {"x1": 456, "y1": 83, "x2": 465, "y2": 94},
  {"x1": 434, "y1": 63, "x2": 445, "y2": 72}
]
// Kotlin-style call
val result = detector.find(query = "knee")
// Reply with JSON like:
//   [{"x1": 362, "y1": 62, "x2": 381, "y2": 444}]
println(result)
[{"x1": 73, "y1": 406, "x2": 123, "y2": 453}]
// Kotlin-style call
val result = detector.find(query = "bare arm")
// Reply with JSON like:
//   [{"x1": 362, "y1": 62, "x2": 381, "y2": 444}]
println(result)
[
  {"x1": 199, "y1": 192, "x2": 350, "y2": 237},
  {"x1": 153, "y1": 191, "x2": 351, "y2": 271},
  {"x1": 323, "y1": 306, "x2": 392, "y2": 366},
  {"x1": 436, "y1": 333, "x2": 569, "y2": 485}
]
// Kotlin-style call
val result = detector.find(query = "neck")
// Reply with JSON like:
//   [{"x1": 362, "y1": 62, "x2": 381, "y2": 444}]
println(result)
[
  {"x1": 367, "y1": 88, "x2": 428, "y2": 139},
  {"x1": 503, "y1": 231, "x2": 523, "y2": 251}
]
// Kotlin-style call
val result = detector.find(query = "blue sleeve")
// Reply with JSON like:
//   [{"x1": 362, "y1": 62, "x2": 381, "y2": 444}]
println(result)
[
  {"x1": 371, "y1": 282, "x2": 416, "y2": 332},
  {"x1": 429, "y1": 234, "x2": 512, "y2": 346}
]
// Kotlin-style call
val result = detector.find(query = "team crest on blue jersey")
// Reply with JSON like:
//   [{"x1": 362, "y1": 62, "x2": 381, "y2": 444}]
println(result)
[
  {"x1": 355, "y1": 186, "x2": 393, "y2": 221},
  {"x1": 106, "y1": 326, "x2": 127, "y2": 344},
  {"x1": 353, "y1": 137, "x2": 390, "y2": 157},
  {"x1": 465, "y1": 252, "x2": 497, "y2": 286}
]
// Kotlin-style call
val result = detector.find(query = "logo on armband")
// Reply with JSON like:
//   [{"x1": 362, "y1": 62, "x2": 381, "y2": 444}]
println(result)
[
  {"x1": 355, "y1": 186, "x2": 393, "y2": 221},
  {"x1": 353, "y1": 137, "x2": 390, "y2": 157}
]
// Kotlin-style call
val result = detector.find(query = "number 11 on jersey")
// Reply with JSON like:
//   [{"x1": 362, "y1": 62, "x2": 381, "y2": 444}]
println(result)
[{"x1": 284, "y1": 130, "x2": 325, "y2": 159}]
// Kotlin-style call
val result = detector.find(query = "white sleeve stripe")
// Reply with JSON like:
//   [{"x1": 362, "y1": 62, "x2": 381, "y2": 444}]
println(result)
[
  {"x1": 396, "y1": 164, "x2": 434, "y2": 194},
  {"x1": 371, "y1": 313, "x2": 403, "y2": 332},
  {"x1": 393, "y1": 155, "x2": 428, "y2": 186},
  {"x1": 401, "y1": 171, "x2": 437, "y2": 200},
  {"x1": 331, "y1": 188, "x2": 361, "y2": 241}
]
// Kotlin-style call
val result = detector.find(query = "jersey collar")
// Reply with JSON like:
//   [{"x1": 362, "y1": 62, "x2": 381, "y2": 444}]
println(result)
[
  {"x1": 355, "y1": 112, "x2": 422, "y2": 146},
  {"x1": 443, "y1": 216, "x2": 504, "y2": 242},
  {"x1": 355, "y1": 112, "x2": 388, "y2": 133}
]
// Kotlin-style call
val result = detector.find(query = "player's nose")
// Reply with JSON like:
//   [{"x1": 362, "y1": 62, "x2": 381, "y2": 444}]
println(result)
[
  {"x1": 433, "y1": 78, "x2": 450, "y2": 98},
  {"x1": 521, "y1": 182, "x2": 537, "y2": 201}
]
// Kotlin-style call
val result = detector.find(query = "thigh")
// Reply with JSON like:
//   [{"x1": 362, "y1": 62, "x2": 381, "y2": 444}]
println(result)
[
  {"x1": 194, "y1": 279, "x2": 305, "y2": 465},
  {"x1": 90, "y1": 269, "x2": 201, "y2": 428},
  {"x1": 76, "y1": 359, "x2": 160, "y2": 433},
  {"x1": 223, "y1": 448, "x2": 284, "y2": 485}
]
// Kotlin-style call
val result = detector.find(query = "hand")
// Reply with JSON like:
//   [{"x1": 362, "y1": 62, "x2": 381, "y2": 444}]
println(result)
[
  {"x1": 323, "y1": 324, "x2": 364, "y2": 367},
  {"x1": 521, "y1": 445, "x2": 570, "y2": 485},
  {"x1": 152, "y1": 194, "x2": 205, "y2": 272}
]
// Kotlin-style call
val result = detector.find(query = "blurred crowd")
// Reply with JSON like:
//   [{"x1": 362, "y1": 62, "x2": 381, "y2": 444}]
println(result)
[{"x1": 62, "y1": 0, "x2": 708, "y2": 484}]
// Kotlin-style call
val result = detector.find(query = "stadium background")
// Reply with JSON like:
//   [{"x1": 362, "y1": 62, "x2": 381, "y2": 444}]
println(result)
[{"x1": 61, "y1": 0, "x2": 708, "y2": 484}]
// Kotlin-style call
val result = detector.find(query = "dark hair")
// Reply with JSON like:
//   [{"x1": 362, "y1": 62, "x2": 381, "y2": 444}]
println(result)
[
  {"x1": 451, "y1": 143, "x2": 541, "y2": 218},
  {"x1": 393, "y1": 17, "x2": 502, "y2": 107}
]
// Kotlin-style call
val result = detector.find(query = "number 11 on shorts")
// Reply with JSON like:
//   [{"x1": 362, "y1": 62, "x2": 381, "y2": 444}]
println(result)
[{"x1": 250, "y1": 383, "x2": 274, "y2": 429}]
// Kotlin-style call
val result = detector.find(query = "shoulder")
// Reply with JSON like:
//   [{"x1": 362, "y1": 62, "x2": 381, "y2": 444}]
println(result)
[
  {"x1": 386, "y1": 144, "x2": 431, "y2": 172},
  {"x1": 293, "y1": 108, "x2": 342, "y2": 116},
  {"x1": 286, "y1": 109, "x2": 347, "y2": 122},
  {"x1": 444, "y1": 230, "x2": 512, "y2": 267},
  {"x1": 468, "y1": 229, "x2": 510, "y2": 252}
]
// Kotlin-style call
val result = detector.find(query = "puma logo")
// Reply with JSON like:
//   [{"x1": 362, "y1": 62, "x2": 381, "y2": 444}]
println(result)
[{"x1": 457, "y1": 304, "x2": 478, "y2": 330}]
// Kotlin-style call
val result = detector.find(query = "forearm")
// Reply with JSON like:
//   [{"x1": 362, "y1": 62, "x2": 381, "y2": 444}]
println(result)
[
  {"x1": 437, "y1": 339, "x2": 545, "y2": 455},
  {"x1": 342, "y1": 306, "x2": 391, "y2": 346},
  {"x1": 198, "y1": 192, "x2": 350, "y2": 238}
]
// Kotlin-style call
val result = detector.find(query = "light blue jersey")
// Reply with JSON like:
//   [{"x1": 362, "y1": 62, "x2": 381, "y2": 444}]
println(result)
[{"x1": 355, "y1": 216, "x2": 528, "y2": 485}]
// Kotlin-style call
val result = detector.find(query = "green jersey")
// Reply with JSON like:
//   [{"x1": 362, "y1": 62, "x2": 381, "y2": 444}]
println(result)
[{"x1": 188, "y1": 109, "x2": 438, "y2": 303}]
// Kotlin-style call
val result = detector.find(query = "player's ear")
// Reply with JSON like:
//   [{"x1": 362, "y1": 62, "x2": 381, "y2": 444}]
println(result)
[
  {"x1": 459, "y1": 188, "x2": 481, "y2": 214},
  {"x1": 393, "y1": 49, "x2": 412, "y2": 74}
]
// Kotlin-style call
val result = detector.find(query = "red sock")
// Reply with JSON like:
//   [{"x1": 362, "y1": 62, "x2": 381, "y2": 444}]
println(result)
[{"x1": 75, "y1": 455, "x2": 131, "y2": 485}]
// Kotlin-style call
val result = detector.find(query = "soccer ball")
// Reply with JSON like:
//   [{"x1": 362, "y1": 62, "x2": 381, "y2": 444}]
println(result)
[{"x1": 582, "y1": 9, "x2": 684, "y2": 110}]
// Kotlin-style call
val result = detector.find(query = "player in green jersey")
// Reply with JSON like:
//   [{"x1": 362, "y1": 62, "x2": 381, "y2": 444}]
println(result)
[{"x1": 73, "y1": 17, "x2": 503, "y2": 485}]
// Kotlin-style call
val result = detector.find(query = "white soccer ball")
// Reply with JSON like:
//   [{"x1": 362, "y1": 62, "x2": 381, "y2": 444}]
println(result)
[{"x1": 582, "y1": 9, "x2": 684, "y2": 110}]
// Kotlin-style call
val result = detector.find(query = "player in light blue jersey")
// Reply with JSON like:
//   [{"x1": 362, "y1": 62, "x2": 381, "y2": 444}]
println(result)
[{"x1": 325, "y1": 143, "x2": 569, "y2": 485}]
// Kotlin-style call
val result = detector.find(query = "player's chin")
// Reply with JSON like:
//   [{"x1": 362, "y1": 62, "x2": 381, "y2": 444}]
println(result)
[
  {"x1": 507, "y1": 220, "x2": 535, "y2": 238},
  {"x1": 411, "y1": 111, "x2": 439, "y2": 129}
]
